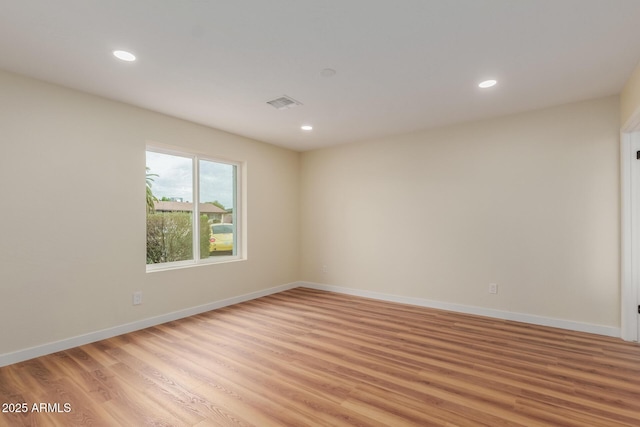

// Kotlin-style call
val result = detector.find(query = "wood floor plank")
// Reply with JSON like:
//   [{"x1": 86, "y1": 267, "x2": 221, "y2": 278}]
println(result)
[{"x1": 1, "y1": 287, "x2": 640, "y2": 426}]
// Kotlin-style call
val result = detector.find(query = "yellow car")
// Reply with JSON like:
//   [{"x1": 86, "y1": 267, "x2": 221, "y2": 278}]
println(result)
[{"x1": 209, "y1": 223, "x2": 234, "y2": 254}]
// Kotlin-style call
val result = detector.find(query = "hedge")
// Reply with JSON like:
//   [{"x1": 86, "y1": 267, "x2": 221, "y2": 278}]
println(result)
[{"x1": 146, "y1": 213, "x2": 210, "y2": 264}]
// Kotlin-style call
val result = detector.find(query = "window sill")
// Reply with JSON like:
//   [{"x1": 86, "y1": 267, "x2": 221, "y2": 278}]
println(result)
[{"x1": 146, "y1": 256, "x2": 246, "y2": 273}]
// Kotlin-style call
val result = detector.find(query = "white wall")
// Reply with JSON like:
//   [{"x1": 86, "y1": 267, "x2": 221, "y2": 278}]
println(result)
[
  {"x1": 300, "y1": 96, "x2": 620, "y2": 329},
  {"x1": 0, "y1": 70, "x2": 300, "y2": 357}
]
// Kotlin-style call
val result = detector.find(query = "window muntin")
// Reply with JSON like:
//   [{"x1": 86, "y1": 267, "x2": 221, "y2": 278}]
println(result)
[{"x1": 146, "y1": 148, "x2": 240, "y2": 270}]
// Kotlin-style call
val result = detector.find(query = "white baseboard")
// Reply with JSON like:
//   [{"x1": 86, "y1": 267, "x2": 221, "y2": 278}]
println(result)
[
  {"x1": 0, "y1": 282, "x2": 299, "y2": 367},
  {"x1": 300, "y1": 282, "x2": 621, "y2": 338},
  {"x1": 1, "y1": 280, "x2": 621, "y2": 367}
]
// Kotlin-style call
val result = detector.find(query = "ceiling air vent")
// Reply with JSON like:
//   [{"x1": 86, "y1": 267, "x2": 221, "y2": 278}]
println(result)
[{"x1": 266, "y1": 95, "x2": 302, "y2": 110}]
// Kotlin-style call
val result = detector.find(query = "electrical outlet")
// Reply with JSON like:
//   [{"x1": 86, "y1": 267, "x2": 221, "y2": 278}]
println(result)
[
  {"x1": 489, "y1": 283, "x2": 498, "y2": 294},
  {"x1": 133, "y1": 291, "x2": 143, "y2": 305},
  {"x1": 321, "y1": 265, "x2": 328, "y2": 274}
]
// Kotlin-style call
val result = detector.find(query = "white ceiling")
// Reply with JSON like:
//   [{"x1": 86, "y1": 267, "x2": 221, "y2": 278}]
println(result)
[{"x1": 1, "y1": 1, "x2": 640, "y2": 152}]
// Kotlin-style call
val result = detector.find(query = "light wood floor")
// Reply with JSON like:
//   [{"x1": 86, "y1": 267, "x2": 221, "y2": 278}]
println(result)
[{"x1": 1, "y1": 287, "x2": 639, "y2": 426}]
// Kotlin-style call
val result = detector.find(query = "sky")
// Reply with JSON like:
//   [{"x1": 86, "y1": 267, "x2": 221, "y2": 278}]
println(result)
[{"x1": 146, "y1": 151, "x2": 235, "y2": 210}]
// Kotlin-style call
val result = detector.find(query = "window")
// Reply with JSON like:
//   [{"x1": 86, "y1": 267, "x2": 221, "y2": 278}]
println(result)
[{"x1": 145, "y1": 147, "x2": 240, "y2": 269}]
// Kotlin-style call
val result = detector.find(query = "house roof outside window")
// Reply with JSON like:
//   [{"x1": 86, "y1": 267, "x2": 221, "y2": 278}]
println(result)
[{"x1": 153, "y1": 201, "x2": 227, "y2": 214}]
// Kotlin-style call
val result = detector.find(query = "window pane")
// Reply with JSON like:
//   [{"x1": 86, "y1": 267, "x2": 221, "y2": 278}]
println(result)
[
  {"x1": 199, "y1": 159, "x2": 236, "y2": 258},
  {"x1": 146, "y1": 151, "x2": 194, "y2": 264}
]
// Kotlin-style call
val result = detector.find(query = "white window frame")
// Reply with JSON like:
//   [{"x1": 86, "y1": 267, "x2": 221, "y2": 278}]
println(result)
[{"x1": 145, "y1": 144, "x2": 243, "y2": 272}]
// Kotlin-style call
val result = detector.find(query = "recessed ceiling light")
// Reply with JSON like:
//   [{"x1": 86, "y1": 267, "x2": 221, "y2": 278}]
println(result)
[
  {"x1": 113, "y1": 50, "x2": 136, "y2": 62},
  {"x1": 301, "y1": 125, "x2": 313, "y2": 131},
  {"x1": 478, "y1": 79, "x2": 497, "y2": 88}
]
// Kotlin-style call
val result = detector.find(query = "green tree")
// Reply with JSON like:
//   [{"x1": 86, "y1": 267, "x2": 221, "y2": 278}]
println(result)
[
  {"x1": 146, "y1": 212, "x2": 192, "y2": 263},
  {"x1": 146, "y1": 167, "x2": 158, "y2": 213},
  {"x1": 146, "y1": 213, "x2": 210, "y2": 264},
  {"x1": 199, "y1": 214, "x2": 211, "y2": 258}
]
